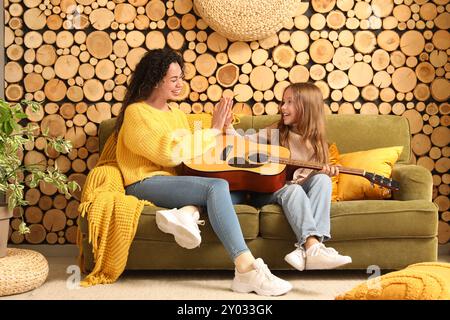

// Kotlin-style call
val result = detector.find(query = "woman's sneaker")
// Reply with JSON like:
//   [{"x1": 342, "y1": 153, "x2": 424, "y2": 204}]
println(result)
[
  {"x1": 156, "y1": 206, "x2": 205, "y2": 249},
  {"x1": 284, "y1": 244, "x2": 306, "y2": 271},
  {"x1": 305, "y1": 243, "x2": 352, "y2": 270},
  {"x1": 231, "y1": 258, "x2": 292, "y2": 296}
]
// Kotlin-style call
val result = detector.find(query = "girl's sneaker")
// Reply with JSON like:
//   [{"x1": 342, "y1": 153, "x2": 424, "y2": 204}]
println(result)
[
  {"x1": 284, "y1": 244, "x2": 306, "y2": 271},
  {"x1": 304, "y1": 243, "x2": 352, "y2": 270}
]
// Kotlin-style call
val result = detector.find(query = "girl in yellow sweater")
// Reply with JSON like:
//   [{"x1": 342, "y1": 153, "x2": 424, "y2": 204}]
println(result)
[
  {"x1": 228, "y1": 82, "x2": 352, "y2": 271},
  {"x1": 115, "y1": 48, "x2": 291, "y2": 297}
]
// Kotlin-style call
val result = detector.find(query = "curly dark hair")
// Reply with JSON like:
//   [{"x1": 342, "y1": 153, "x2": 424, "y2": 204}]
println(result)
[{"x1": 115, "y1": 48, "x2": 184, "y2": 134}]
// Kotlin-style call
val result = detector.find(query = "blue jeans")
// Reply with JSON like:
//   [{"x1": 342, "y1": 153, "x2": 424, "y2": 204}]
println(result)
[
  {"x1": 125, "y1": 176, "x2": 250, "y2": 261},
  {"x1": 249, "y1": 174, "x2": 332, "y2": 247}
]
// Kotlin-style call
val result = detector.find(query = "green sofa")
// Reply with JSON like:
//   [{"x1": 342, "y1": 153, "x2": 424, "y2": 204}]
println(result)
[{"x1": 79, "y1": 114, "x2": 438, "y2": 271}]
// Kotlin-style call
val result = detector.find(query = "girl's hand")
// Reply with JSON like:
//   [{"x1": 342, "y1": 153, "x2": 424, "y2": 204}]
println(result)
[
  {"x1": 223, "y1": 101, "x2": 234, "y2": 129},
  {"x1": 320, "y1": 164, "x2": 340, "y2": 177},
  {"x1": 212, "y1": 97, "x2": 233, "y2": 130}
]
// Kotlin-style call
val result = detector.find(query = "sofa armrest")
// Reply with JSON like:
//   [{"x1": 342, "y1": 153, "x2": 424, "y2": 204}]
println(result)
[{"x1": 391, "y1": 164, "x2": 433, "y2": 201}]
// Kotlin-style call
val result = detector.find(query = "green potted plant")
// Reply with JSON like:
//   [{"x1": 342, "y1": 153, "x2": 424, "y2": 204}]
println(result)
[{"x1": 0, "y1": 99, "x2": 79, "y2": 257}]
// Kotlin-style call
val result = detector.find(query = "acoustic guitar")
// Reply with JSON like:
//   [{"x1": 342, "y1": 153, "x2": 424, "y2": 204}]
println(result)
[{"x1": 181, "y1": 135, "x2": 400, "y2": 193}]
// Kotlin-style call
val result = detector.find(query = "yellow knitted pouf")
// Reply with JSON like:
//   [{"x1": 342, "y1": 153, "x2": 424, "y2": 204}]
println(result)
[
  {"x1": 194, "y1": 0, "x2": 301, "y2": 41},
  {"x1": 0, "y1": 248, "x2": 49, "y2": 297},
  {"x1": 336, "y1": 262, "x2": 450, "y2": 300}
]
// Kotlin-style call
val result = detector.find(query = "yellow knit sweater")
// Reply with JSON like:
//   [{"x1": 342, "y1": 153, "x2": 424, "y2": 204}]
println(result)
[{"x1": 116, "y1": 102, "x2": 220, "y2": 186}]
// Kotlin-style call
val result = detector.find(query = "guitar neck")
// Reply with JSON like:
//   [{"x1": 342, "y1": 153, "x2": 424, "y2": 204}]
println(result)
[{"x1": 273, "y1": 158, "x2": 365, "y2": 176}]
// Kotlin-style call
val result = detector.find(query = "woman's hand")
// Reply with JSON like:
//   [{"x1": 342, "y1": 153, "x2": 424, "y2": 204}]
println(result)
[
  {"x1": 320, "y1": 164, "x2": 340, "y2": 177},
  {"x1": 212, "y1": 97, "x2": 233, "y2": 131}
]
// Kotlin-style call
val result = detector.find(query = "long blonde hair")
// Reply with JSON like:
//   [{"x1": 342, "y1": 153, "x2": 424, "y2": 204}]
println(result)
[{"x1": 278, "y1": 82, "x2": 329, "y2": 163}]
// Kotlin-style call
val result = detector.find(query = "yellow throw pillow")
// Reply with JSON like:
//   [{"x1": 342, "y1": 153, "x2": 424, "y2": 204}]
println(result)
[
  {"x1": 336, "y1": 146, "x2": 403, "y2": 201},
  {"x1": 328, "y1": 143, "x2": 339, "y2": 202},
  {"x1": 336, "y1": 262, "x2": 450, "y2": 300}
]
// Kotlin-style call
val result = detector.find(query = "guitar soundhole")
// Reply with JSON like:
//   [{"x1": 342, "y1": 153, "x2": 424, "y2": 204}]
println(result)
[
  {"x1": 248, "y1": 153, "x2": 269, "y2": 164},
  {"x1": 228, "y1": 157, "x2": 264, "y2": 168}
]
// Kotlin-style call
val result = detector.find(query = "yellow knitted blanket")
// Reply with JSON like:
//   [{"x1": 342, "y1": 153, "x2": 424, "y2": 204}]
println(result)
[{"x1": 77, "y1": 134, "x2": 153, "y2": 286}]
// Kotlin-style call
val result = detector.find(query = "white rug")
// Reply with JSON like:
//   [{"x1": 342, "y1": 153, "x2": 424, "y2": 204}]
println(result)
[
  {"x1": 1, "y1": 256, "x2": 368, "y2": 300},
  {"x1": 3, "y1": 244, "x2": 449, "y2": 300}
]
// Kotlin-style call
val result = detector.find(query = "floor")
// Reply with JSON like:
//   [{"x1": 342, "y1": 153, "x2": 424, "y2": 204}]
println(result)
[{"x1": 1, "y1": 244, "x2": 449, "y2": 300}]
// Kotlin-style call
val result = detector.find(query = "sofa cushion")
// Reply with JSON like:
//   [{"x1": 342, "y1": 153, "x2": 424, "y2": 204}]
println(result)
[
  {"x1": 252, "y1": 114, "x2": 280, "y2": 130},
  {"x1": 232, "y1": 113, "x2": 253, "y2": 132},
  {"x1": 99, "y1": 118, "x2": 116, "y2": 153},
  {"x1": 259, "y1": 200, "x2": 438, "y2": 242},
  {"x1": 79, "y1": 204, "x2": 259, "y2": 242},
  {"x1": 327, "y1": 114, "x2": 411, "y2": 164}
]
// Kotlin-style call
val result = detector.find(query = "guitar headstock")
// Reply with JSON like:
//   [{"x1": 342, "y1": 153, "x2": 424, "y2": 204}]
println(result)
[{"x1": 363, "y1": 172, "x2": 400, "y2": 190}]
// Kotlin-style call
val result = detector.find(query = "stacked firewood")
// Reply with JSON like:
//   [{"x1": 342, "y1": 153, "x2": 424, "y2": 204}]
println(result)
[{"x1": 3, "y1": 0, "x2": 449, "y2": 244}]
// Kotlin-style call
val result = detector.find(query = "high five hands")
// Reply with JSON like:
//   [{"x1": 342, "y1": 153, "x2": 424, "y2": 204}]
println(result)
[{"x1": 211, "y1": 96, "x2": 234, "y2": 131}]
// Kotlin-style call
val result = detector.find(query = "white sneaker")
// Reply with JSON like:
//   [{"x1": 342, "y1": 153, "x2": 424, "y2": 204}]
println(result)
[
  {"x1": 231, "y1": 258, "x2": 292, "y2": 296},
  {"x1": 156, "y1": 206, "x2": 205, "y2": 249},
  {"x1": 284, "y1": 244, "x2": 306, "y2": 271},
  {"x1": 305, "y1": 243, "x2": 352, "y2": 270}
]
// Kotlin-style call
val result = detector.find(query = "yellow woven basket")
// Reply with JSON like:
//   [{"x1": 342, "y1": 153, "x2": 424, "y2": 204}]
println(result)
[
  {"x1": 0, "y1": 248, "x2": 49, "y2": 297},
  {"x1": 194, "y1": 0, "x2": 301, "y2": 41}
]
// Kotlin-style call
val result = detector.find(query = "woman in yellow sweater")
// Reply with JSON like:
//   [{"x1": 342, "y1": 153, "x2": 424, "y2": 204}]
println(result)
[{"x1": 115, "y1": 48, "x2": 292, "y2": 297}]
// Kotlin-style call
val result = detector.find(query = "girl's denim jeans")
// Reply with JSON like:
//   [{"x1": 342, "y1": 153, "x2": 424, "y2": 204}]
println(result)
[{"x1": 249, "y1": 174, "x2": 332, "y2": 247}]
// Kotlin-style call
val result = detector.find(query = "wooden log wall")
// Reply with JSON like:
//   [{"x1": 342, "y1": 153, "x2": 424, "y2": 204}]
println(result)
[{"x1": 3, "y1": 0, "x2": 450, "y2": 244}]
